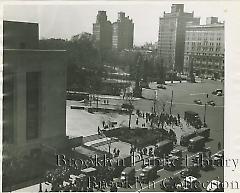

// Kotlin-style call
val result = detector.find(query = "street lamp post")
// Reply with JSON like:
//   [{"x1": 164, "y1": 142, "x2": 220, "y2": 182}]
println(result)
[
  {"x1": 170, "y1": 90, "x2": 173, "y2": 115},
  {"x1": 203, "y1": 94, "x2": 208, "y2": 127},
  {"x1": 153, "y1": 90, "x2": 157, "y2": 114}
]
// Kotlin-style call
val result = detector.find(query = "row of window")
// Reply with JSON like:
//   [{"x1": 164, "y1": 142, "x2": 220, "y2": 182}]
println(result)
[
  {"x1": 187, "y1": 36, "x2": 222, "y2": 41},
  {"x1": 186, "y1": 42, "x2": 222, "y2": 46},
  {"x1": 186, "y1": 46, "x2": 222, "y2": 52},
  {"x1": 185, "y1": 52, "x2": 224, "y2": 57},
  {"x1": 3, "y1": 71, "x2": 41, "y2": 143}
]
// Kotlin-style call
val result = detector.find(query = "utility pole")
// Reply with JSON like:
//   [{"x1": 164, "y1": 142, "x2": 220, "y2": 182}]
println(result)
[
  {"x1": 153, "y1": 90, "x2": 157, "y2": 114},
  {"x1": 170, "y1": 90, "x2": 173, "y2": 115},
  {"x1": 96, "y1": 95, "x2": 99, "y2": 109},
  {"x1": 128, "y1": 100, "x2": 133, "y2": 129},
  {"x1": 203, "y1": 94, "x2": 208, "y2": 127},
  {"x1": 108, "y1": 140, "x2": 111, "y2": 156}
]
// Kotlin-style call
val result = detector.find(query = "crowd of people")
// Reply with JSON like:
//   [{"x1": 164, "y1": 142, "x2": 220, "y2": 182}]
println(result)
[{"x1": 136, "y1": 110, "x2": 182, "y2": 130}]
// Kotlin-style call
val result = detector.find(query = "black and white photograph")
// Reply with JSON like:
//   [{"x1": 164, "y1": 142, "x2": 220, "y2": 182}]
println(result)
[{"x1": 2, "y1": 0, "x2": 236, "y2": 192}]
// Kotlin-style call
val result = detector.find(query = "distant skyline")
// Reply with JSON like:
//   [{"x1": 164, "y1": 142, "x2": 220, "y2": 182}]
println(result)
[{"x1": 3, "y1": 2, "x2": 226, "y2": 46}]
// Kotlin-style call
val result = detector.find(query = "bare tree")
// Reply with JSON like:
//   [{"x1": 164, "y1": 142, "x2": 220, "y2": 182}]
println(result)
[{"x1": 155, "y1": 94, "x2": 170, "y2": 114}]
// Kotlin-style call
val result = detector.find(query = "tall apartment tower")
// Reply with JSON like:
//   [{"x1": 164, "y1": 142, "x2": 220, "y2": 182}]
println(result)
[
  {"x1": 93, "y1": 11, "x2": 112, "y2": 51},
  {"x1": 158, "y1": 4, "x2": 200, "y2": 72},
  {"x1": 112, "y1": 12, "x2": 134, "y2": 51}
]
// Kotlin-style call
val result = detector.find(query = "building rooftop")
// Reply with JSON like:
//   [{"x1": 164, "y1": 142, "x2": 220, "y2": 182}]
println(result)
[{"x1": 186, "y1": 23, "x2": 224, "y2": 29}]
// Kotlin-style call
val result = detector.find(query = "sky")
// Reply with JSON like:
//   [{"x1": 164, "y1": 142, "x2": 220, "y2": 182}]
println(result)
[{"x1": 3, "y1": 1, "x2": 227, "y2": 46}]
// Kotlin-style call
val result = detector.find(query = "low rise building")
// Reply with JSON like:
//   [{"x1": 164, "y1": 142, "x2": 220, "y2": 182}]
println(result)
[
  {"x1": 183, "y1": 17, "x2": 224, "y2": 78},
  {"x1": 3, "y1": 20, "x2": 68, "y2": 157}
]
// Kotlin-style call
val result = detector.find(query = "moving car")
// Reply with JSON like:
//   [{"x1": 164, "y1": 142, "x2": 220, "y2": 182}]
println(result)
[
  {"x1": 206, "y1": 180, "x2": 223, "y2": 192},
  {"x1": 194, "y1": 99, "x2": 202, "y2": 105},
  {"x1": 207, "y1": 100, "x2": 216, "y2": 106}
]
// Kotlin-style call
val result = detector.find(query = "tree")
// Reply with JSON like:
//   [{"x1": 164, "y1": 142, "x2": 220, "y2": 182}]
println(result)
[
  {"x1": 133, "y1": 53, "x2": 143, "y2": 98},
  {"x1": 156, "y1": 94, "x2": 171, "y2": 114},
  {"x1": 39, "y1": 33, "x2": 104, "y2": 93}
]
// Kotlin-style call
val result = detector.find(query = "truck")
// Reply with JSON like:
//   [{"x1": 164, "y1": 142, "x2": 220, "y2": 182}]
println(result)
[
  {"x1": 184, "y1": 111, "x2": 202, "y2": 129},
  {"x1": 187, "y1": 136, "x2": 206, "y2": 152},
  {"x1": 196, "y1": 127, "x2": 210, "y2": 139},
  {"x1": 155, "y1": 140, "x2": 174, "y2": 157},
  {"x1": 139, "y1": 165, "x2": 158, "y2": 183}
]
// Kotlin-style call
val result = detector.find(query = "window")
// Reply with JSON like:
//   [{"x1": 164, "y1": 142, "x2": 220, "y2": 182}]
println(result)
[
  {"x1": 26, "y1": 72, "x2": 41, "y2": 140},
  {"x1": 3, "y1": 72, "x2": 14, "y2": 143}
]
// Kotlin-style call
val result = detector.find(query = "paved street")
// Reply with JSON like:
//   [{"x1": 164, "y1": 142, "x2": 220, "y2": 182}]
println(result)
[
  {"x1": 65, "y1": 79, "x2": 224, "y2": 192},
  {"x1": 134, "y1": 79, "x2": 224, "y2": 152}
]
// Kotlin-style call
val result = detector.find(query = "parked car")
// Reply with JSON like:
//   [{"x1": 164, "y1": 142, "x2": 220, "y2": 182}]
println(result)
[
  {"x1": 216, "y1": 92, "x2": 223, "y2": 96},
  {"x1": 160, "y1": 176, "x2": 181, "y2": 191},
  {"x1": 191, "y1": 152, "x2": 207, "y2": 164},
  {"x1": 121, "y1": 103, "x2": 134, "y2": 110},
  {"x1": 206, "y1": 180, "x2": 224, "y2": 192},
  {"x1": 164, "y1": 156, "x2": 182, "y2": 171},
  {"x1": 169, "y1": 149, "x2": 183, "y2": 159},
  {"x1": 207, "y1": 100, "x2": 216, "y2": 106},
  {"x1": 212, "y1": 150, "x2": 224, "y2": 166},
  {"x1": 157, "y1": 84, "x2": 166, "y2": 89},
  {"x1": 212, "y1": 89, "x2": 223, "y2": 95},
  {"x1": 180, "y1": 165, "x2": 200, "y2": 178},
  {"x1": 176, "y1": 176, "x2": 202, "y2": 192},
  {"x1": 194, "y1": 99, "x2": 202, "y2": 105}
]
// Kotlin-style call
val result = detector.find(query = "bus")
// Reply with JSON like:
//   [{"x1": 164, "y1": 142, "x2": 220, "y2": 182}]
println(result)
[
  {"x1": 180, "y1": 132, "x2": 196, "y2": 146},
  {"x1": 188, "y1": 136, "x2": 206, "y2": 152},
  {"x1": 155, "y1": 140, "x2": 174, "y2": 157}
]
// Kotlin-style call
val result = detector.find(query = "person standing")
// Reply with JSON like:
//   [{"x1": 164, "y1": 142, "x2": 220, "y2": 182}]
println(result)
[
  {"x1": 98, "y1": 126, "x2": 101, "y2": 135},
  {"x1": 117, "y1": 149, "x2": 120, "y2": 156}
]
